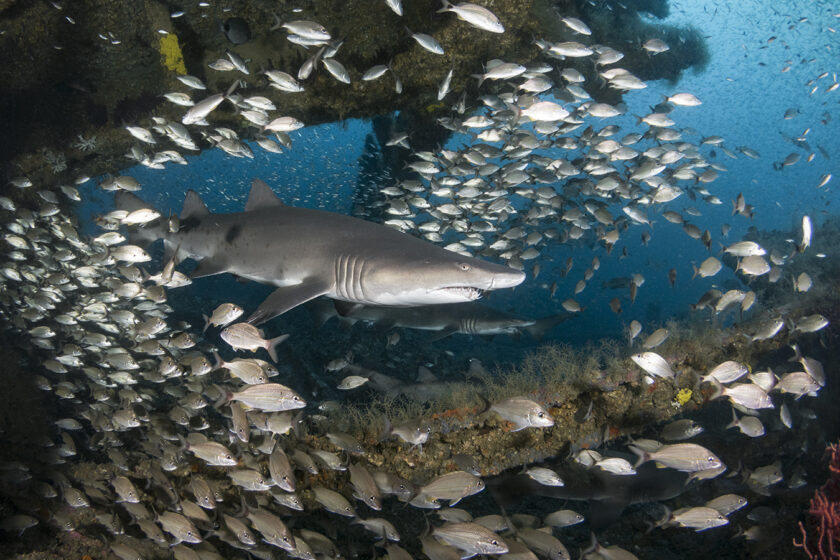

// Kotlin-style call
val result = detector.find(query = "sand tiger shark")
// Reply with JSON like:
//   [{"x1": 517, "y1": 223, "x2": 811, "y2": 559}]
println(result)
[
  {"x1": 308, "y1": 299, "x2": 573, "y2": 341},
  {"x1": 116, "y1": 179, "x2": 525, "y2": 325}
]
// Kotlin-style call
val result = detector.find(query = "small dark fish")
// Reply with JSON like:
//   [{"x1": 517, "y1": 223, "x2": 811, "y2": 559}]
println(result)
[{"x1": 222, "y1": 17, "x2": 251, "y2": 45}]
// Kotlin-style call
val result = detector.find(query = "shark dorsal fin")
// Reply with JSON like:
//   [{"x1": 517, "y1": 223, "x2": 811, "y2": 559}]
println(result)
[
  {"x1": 245, "y1": 179, "x2": 284, "y2": 211},
  {"x1": 417, "y1": 366, "x2": 438, "y2": 383},
  {"x1": 181, "y1": 190, "x2": 210, "y2": 220}
]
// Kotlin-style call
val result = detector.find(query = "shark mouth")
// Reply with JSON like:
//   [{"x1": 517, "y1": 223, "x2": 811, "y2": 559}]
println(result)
[{"x1": 440, "y1": 287, "x2": 483, "y2": 300}]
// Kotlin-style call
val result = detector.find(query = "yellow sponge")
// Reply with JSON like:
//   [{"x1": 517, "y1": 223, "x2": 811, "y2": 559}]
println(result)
[{"x1": 159, "y1": 33, "x2": 187, "y2": 75}]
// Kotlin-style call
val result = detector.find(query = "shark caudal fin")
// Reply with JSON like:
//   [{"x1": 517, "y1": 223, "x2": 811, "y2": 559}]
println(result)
[{"x1": 114, "y1": 191, "x2": 168, "y2": 248}]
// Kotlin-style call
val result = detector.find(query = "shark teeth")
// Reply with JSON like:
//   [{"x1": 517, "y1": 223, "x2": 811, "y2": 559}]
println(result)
[{"x1": 442, "y1": 287, "x2": 482, "y2": 300}]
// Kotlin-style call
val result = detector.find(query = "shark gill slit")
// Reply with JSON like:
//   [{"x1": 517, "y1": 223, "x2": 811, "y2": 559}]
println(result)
[
  {"x1": 355, "y1": 256, "x2": 368, "y2": 302},
  {"x1": 336, "y1": 253, "x2": 363, "y2": 302}
]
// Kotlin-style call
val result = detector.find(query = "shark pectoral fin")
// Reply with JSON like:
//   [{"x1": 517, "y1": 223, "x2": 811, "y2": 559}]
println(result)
[
  {"x1": 525, "y1": 312, "x2": 575, "y2": 341},
  {"x1": 589, "y1": 498, "x2": 628, "y2": 531},
  {"x1": 332, "y1": 300, "x2": 364, "y2": 317},
  {"x1": 372, "y1": 320, "x2": 397, "y2": 333},
  {"x1": 191, "y1": 258, "x2": 229, "y2": 279},
  {"x1": 427, "y1": 327, "x2": 459, "y2": 342},
  {"x1": 247, "y1": 280, "x2": 331, "y2": 325}
]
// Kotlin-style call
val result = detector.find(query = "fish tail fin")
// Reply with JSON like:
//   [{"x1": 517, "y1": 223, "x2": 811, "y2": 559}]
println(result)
[
  {"x1": 211, "y1": 350, "x2": 223, "y2": 370},
  {"x1": 176, "y1": 433, "x2": 189, "y2": 452},
  {"x1": 213, "y1": 390, "x2": 232, "y2": 409},
  {"x1": 709, "y1": 378, "x2": 723, "y2": 400},
  {"x1": 202, "y1": 315, "x2": 211, "y2": 334},
  {"x1": 725, "y1": 408, "x2": 739, "y2": 430},
  {"x1": 379, "y1": 416, "x2": 392, "y2": 443},
  {"x1": 265, "y1": 334, "x2": 290, "y2": 363},
  {"x1": 691, "y1": 265, "x2": 699, "y2": 280},
  {"x1": 628, "y1": 445, "x2": 649, "y2": 469},
  {"x1": 583, "y1": 533, "x2": 600, "y2": 555},
  {"x1": 647, "y1": 504, "x2": 672, "y2": 534},
  {"x1": 436, "y1": 0, "x2": 452, "y2": 13},
  {"x1": 476, "y1": 393, "x2": 491, "y2": 415},
  {"x1": 114, "y1": 191, "x2": 167, "y2": 249},
  {"x1": 471, "y1": 73, "x2": 486, "y2": 88}
]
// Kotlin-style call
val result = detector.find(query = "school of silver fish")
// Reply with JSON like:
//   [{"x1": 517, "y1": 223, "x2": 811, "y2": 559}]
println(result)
[{"x1": 0, "y1": 1, "x2": 836, "y2": 559}]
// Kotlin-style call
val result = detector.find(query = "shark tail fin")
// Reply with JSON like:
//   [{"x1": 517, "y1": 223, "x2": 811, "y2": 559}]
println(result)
[
  {"x1": 114, "y1": 191, "x2": 167, "y2": 248},
  {"x1": 265, "y1": 334, "x2": 290, "y2": 363}
]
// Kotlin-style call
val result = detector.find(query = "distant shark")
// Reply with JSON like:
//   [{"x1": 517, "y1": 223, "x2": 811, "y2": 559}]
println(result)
[
  {"x1": 308, "y1": 299, "x2": 573, "y2": 341},
  {"x1": 116, "y1": 179, "x2": 525, "y2": 325},
  {"x1": 486, "y1": 456, "x2": 689, "y2": 530}
]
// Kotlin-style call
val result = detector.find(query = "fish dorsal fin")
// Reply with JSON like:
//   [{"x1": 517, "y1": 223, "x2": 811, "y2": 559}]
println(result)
[
  {"x1": 245, "y1": 179, "x2": 284, "y2": 211},
  {"x1": 181, "y1": 190, "x2": 210, "y2": 220}
]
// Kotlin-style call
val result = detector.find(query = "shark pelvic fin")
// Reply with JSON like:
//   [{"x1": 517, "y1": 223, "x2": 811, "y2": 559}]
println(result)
[
  {"x1": 181, "y1": 190, "x2": 210, "y2": 220},
  {"x1": 333, "y1": 300, "x2": 364, "y2": 317},
  {"x1": 247, "y1": 279, "x2": 332, "y2": 325},
  {"x1": 191, "y1": 258, "x2": 228, "y2": 279},
  {"x1": 426, "y1": 327, "x2": 459, "y2": 342},
  {"x1": 245, "y1": 179, "x2": 285, "y2": 211},
  {"x1": 114, "y1": 191, "x2": 166, "y2": 248}
]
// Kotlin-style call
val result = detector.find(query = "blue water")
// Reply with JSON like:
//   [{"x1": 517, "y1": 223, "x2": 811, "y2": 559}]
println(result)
[{"x1": 78, "y1": 0, "x2": 839, "y2": 350}]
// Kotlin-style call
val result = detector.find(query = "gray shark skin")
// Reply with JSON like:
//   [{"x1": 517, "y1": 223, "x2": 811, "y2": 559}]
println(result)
[
  {"x1": 116, "y1": 179, "x2": 525, "y2": 325},
  {"x1": 308, "y1": 299, "x2": 573, "y2": 341}
]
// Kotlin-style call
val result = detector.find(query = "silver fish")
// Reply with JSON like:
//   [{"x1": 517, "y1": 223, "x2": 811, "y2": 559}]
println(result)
[
  {"x1": 489, "y1": 396, "x2": 554, "y2": 431},
  {"x1": 630, "y1": 442, "x2": 722, "y2": 473},
  {"x1": 419, "y1": 471, "x2": 484, "y2": 506},
  {"x1": 432, "y1": 522, "x2": 508, "y2": 555},
  {"x1": 228, "y1": 383, "x2": 305, "y2": 412},
  {"x1": 438, "y1": 1, "x2": 504, "y2": 33},
  {"x1": 631, "y1": 352, "x2": 674, "y2": 379},
  {"x1": 349, "y1": 463, "x2": 382, "y2": 511}
]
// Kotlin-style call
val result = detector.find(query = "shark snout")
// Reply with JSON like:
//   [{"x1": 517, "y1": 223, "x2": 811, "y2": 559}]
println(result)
[{"x1": 489, "y1": 268, "x2": 526, "y2": 289}]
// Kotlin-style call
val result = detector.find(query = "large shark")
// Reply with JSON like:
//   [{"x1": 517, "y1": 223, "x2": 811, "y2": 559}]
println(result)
[
  {"x1": 308, "y1": 299, "x2": 573, "y2": 341},
  {"x1": 116, "y1": 179, "x2": 525, "y2": 325},
  {"x1": 486, "y1": 456, "x2": 689, "y2": 530}
]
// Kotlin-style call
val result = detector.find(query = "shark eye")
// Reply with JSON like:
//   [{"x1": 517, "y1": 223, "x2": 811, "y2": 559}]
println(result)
[{"x1": 457, "y1": 262, "x2": 471, "y2": 271}]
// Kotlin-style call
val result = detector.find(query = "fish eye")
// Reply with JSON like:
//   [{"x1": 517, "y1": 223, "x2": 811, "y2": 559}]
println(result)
[
  {"x1": 283, "y1": 536, "x2": 290, "y2": 543},
  {"x1": 490, "y1": 539, "x2": 499, "y2": 546},
  {"x1": 457, "y1": 262, "x2": 471, "y2": 271},
  {"x1": 537, "y1": 412, "x2": 545, "y2": 418}
]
